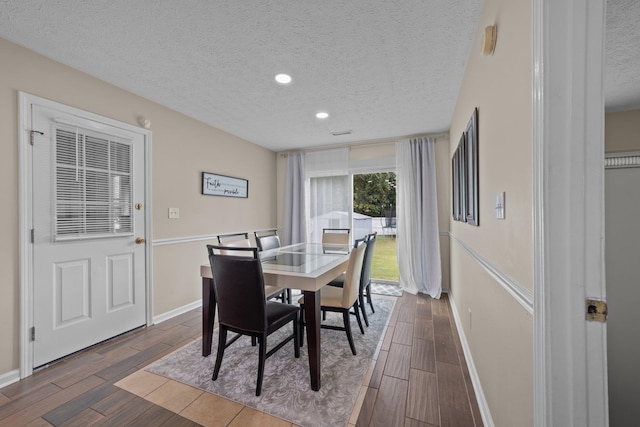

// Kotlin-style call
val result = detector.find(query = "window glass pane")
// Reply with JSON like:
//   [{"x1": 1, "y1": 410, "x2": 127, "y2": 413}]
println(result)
[{"x1": 54, "y1": 124, "x2": 133, "y2": 240}]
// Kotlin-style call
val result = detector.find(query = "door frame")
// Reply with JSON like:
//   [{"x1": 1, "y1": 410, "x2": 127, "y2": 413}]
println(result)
[
  {"x1": 18, "y1": 92, "x2": 153, "y2": 378},
  {"x1": 532, "y1": 0, "x2": 608, "y2": 425}
]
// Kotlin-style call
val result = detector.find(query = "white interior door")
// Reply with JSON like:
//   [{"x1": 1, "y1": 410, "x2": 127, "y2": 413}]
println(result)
[
  {"x1": 605, "y1": 165, "x2": 640, "y2": 426},
  {"x1": 31, "y1": 103, "x2": 147, "y2": 367}
]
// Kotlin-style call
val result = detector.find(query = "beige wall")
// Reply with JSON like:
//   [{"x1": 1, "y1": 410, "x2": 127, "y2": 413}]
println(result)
[
  {"x1": 0, "y1": 38, "x2": 277, "y2": 375},
  {"x1": 447, "y1": 0, "x2": 533, "y2": 425},
  {"x1": 605, "y1": 108, "x2": 640, "y2": 153}
]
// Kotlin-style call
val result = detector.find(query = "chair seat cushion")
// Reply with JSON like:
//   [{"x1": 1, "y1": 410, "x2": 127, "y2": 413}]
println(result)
[
  {"x1": 297, "y1": 286, "x2": 346, "y2": 309},
  {"x1": 266, "y1": 301, "x2": 300, "y2": 330}
]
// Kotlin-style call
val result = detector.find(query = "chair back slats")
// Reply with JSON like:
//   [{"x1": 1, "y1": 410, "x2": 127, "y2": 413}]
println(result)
[
  {"x1": 322, "y1": 228, "x2": 350, "y2": 245},
  {"x1": 206, "y1": 245, "x2": 267, "y2": 332},
  {"x1": 341, "y1": 242, "x2": 367, "y2": 308},
  {"x1": 217, "y1": 232, "x2": 249, "y2": 244},
  {"x1": 216, "y1": 237, "x2": 252, "y2": 255},
  {"x1": 255, "y1": 232, "x2": 281, "y2": 252}
]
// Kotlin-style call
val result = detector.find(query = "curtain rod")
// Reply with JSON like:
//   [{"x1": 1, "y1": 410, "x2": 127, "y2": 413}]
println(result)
[{"x1": 278, "y1": 131, "x2": 449, "y2": 155}]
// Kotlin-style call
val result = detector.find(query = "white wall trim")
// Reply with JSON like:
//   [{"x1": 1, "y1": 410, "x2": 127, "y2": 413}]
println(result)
[
  {"x1": 153, "y1": 300, "x2": 202, "y2": 325},
  {"x1": 153, "y1": 234, "x2": 219, "y2": 247},
  {"x1": 532, "y1": 1, "x2": 608, "y2": 426},
  {"x1": 604, "y1": 152, "x2": 640, "y2": 169},
  {"x1": 448, "y1": 294, "x2": 494, "y2": 427},
  {"x1": 152, "y1": 228, "x2": 281, "y2": 247},
  {"x1": 448, "y1": 233, "x2": 534, "y2": 315},
  {"x1": 0, "y1": 369, "x2": 20, "y2": 390}
]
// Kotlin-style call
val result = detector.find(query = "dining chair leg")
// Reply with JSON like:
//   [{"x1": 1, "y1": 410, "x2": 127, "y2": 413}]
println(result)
[
  {"x1": 366, "y1": 283, "x2": 375, "y2": 313},
  {"x1": 286, "y1": 289, "x2": 292, "y2": 304},
  {"x1": 353, "y1": 301, "x2": 365, "y2": 334},
  {"x1": 359, "y1": 293, "x2": 369, "y2": 327},
  {"x1": 212, "y1": 327, "x2": 228, "y2": 380},
  {"x1": 299, "y1": 305, "x2": 305, "y2": 346},
  {"x1": 293, "y1": 314, "x2": 301, "y2": 358},
  {"x1": 343, "y1": 311, "x2": 357, "y2": 355},
  {"x1": 256, "y1": 335, "x2": 267, "y2": 396}
]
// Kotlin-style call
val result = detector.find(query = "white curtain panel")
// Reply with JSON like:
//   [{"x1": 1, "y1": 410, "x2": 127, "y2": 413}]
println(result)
[
  {"x1": 283, "y1": 151, "x2": 307, "y2": 245},
  {"x1": 306, "y1": 148, "x2": 350, "y2": 243},
  {"x1": 396, "y1": 138, "x2": 442, "y2": 298}
]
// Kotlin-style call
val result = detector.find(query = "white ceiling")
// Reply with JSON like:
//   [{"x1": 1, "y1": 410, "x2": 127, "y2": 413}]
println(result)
[{"x1": 0, "y1": 1, "x2": 638, "y2": 152}]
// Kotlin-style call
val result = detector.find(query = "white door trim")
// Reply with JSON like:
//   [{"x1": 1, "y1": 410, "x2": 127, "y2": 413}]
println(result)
[
  {"x1": 18, "y1": 92, "x2": 153, "y2": 378},
  {"x1": 532, "y1": 1, "x2": 608, "y2": 426}
]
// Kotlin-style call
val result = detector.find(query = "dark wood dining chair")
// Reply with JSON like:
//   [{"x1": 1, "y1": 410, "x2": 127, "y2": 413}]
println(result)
[
  {"x1": 254, "y1": 230, "x2": 281, "y2": 251},
  {"x1": 298, "y1": 241, "x2": 367, "y2": 355},
  {"x1": 206, "y1": 245, "x2": 300, "y2": 396},
  {"x1": 213, "y1": 237, "x2": 287, "y2": 303},
  {"x1": 216, "y1": 232, "x2": 250, "y2": 245},
  {"x1": 327, "y1": 232, "x2": 377, "y2": 326},
  {"x1": 254, "y1": 230, "x2": 292, "y2": 303}
]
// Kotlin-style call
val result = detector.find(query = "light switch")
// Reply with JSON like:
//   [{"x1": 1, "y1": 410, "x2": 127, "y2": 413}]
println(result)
[
  {"x1": 495, "y1": 192, "x2": 505, "y2": 219},
  {"x1": 168, "y1": 208, "x2": 180, "y2": 219}
]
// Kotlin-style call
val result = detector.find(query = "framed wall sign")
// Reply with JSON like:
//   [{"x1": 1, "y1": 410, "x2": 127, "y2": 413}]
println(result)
[{"x1": 202, "y1": 172, "x2": 248, "y2": 198}]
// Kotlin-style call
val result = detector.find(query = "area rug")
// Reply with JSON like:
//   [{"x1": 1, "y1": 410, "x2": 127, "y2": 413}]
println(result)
[
  {"x1": 145, "y1": 298, "x2": 395, "y2": 427},
  {"x1": 370, "y1": 282, "x2": 403, "y2": 297}
]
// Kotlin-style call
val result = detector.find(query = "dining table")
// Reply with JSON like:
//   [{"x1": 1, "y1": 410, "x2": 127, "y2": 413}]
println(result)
[{"x1": 200, "y1": 242, "x2": 351, "y2": 391}]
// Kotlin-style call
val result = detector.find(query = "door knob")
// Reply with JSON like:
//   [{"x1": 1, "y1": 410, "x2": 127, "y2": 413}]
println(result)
[{"x1": 135, "y1": 237, "x2": 146, "y2": 244}]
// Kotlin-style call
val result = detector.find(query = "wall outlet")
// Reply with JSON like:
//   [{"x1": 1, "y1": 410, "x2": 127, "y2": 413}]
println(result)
[{"x1": 168, "y1": 208, "x2": 180, "y2": 219}]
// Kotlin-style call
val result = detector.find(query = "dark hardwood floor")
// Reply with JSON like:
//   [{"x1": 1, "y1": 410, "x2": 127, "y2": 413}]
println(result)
[
  {"x1": 0, "y1": 292, "x2": 482, "y2": 426},
  {"x1": 356, "y1": 293, "x2": 482, "y2": 427}
]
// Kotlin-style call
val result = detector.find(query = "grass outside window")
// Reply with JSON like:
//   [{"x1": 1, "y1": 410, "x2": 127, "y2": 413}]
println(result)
[{"x1": 370, "y1": 235, "x2": 399, "y2": 282}]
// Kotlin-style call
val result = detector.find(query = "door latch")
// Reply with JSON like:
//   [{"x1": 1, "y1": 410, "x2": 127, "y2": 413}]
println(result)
[{"x1": 586, "y1": 299, "x2": 607, "y2": 322}]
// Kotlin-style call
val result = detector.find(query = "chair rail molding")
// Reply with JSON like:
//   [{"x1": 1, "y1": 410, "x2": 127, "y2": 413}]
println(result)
[
  {"x1": 152, "y1": 228, "x2": 281, "y2": 247},
  {"x1": 605, "y1": 151, "x2": 640, "y2": 168},
  {"x1": 448, "y1": 233, "x2": 533, "y2": 314}
]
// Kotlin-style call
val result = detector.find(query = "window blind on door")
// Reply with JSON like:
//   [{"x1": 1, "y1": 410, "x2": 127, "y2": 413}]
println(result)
[{"x1": 54, "y1": 124, "x2": 133, "y2": 240}]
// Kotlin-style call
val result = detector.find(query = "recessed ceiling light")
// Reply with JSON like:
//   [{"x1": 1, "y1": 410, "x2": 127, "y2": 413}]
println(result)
[
  {"x1": 275, "y1": 74, "x2": 292, "y2": 84},
  {"x1": 316, "y1": 112, "x2": 329, "y2": 119}
]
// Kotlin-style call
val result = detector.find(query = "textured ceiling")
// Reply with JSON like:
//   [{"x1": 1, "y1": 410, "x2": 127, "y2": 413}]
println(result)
[
  {"x1": 606, "y1": 0, "x2": 640, "y2": 112},
  {"x1": 0, "y1": 1, "x2": 638, "y2": 152}
]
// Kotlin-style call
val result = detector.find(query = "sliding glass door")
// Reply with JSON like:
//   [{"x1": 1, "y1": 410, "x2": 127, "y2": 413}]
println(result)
[
  {"x1": 353, "y1": 172, "x2": 399, "y2": 282},
  {"x1": 305, "y1": 147, "x2": 399, "y2": 283}
]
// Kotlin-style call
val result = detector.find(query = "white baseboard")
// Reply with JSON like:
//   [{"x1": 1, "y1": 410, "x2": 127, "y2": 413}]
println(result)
[
  {"x1": 152, "y1": 300, "x2": 202, "y2": 325},
  {"x1": 448, "y1": 294, "x2": 495, "y2": 427},
  {"x1": 0, "y1": 369, "x2": 20, "y2": 389}
]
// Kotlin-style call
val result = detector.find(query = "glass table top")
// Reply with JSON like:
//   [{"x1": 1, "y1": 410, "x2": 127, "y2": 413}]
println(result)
[{"x1": 259, "y1": 243, "x2": 351, "y2": 275}]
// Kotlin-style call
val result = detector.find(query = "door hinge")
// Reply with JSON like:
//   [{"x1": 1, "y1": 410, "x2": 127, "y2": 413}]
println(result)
[
  {"x1": 31, "y1": 327, "x2": 35, "y2": 341},
  {"x1": 586, "y1": 298, "x2": 607, "y2": 322},
  {"x1": 30, "y1": 130, "x2": 44, "y2": 145},
  {"x1": 31, "y1": 229, "x2": 35, "y2": 243}
]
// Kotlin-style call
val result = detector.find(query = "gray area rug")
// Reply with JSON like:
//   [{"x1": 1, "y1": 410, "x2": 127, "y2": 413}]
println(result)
[
  {"x1": 146, "y1": 298, "x2": 394, "y2": 427},
  {"x1": 370, "y1": 282, "x2": 403, "y2": 297}
]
